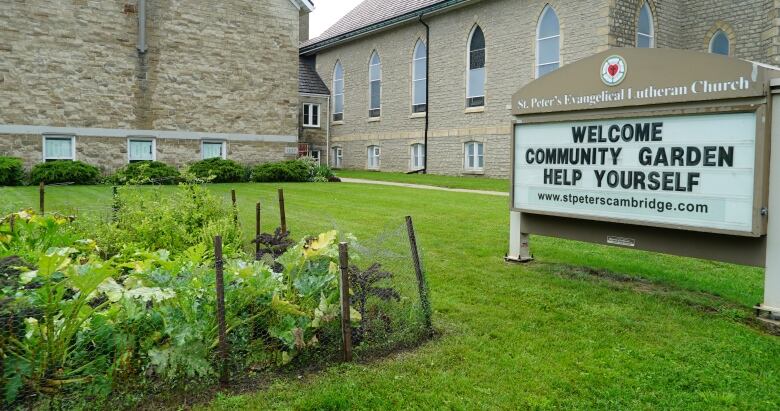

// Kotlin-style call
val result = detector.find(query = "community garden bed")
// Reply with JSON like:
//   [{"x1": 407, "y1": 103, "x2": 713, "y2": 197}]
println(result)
[{"x1": 0, "y1": 183, "x2": 431, "y2": 409}]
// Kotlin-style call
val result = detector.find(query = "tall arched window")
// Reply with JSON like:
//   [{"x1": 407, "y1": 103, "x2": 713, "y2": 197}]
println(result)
[
  {"x1": 332, "y1": 62, "x2": 344, "y2": 122},
  {"x1": 467, "y1": 26, "x2": 486, "y2": 108},
  {"x1": 369, "y1": 51, "x2": 382, "y2": 118},
  {"x1": 710, "y1": 30, "x2": 730, "y2": 55},
  {"x1": 536, "y1": 6, "x2": 560, "y2": 78},
  {"x1": 412, "y1": 40, "x2": 427, "y2": 113},
  {"x1": 637, "y1": 2, "x2": 654, "y2": 48}
]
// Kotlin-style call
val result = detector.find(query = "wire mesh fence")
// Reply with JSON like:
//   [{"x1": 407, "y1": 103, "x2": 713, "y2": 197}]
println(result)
[{"x1": 0, "y1": 185, "x2": 433, "y2": 409}]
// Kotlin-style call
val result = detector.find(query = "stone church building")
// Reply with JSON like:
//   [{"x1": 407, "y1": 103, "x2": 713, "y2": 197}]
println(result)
[
  {"x1": 1, "y1": 0, "x2": 313, "y2": 172},
  {"x1": 301, "y1": 0, "x2": 780, "y2": 178}
]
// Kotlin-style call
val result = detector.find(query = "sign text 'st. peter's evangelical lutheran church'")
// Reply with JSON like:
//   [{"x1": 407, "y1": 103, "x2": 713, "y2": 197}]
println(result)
[{"x1": 507, "y1": 48, "x2": 780, "y2": 321}]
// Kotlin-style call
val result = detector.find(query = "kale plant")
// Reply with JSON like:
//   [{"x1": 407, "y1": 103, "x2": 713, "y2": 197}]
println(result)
[{"x1": 348, "y1": 263, "x2": 400, "y2": 343}]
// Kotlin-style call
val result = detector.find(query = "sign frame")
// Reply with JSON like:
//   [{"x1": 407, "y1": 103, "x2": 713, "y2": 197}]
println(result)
[{"x1": 510, "y1": 100, "x2": 771, "y2": 239}]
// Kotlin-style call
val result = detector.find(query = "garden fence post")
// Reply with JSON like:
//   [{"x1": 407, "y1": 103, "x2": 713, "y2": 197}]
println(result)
[
  {"x1": 405, "y1": 216, "x2": 433, "y2": 333},
  {"x1": 214, "y1": 236, "x2": 229, "y2": 386},
  {"x1": 231, "y1": 189, "x2": 238, "y2": 227},
  {"x1": 112, "y1": 186, "x2": 119, "y2": 222},
  {"x1": 255, "y1": 202, "x2": 261, "y2": 259},
  {"x1": 278, "y1": 188, "x2": 287, "y2": 233},
  {"x1": 39, "y1": 182, "x2": 45, "y2": 215},
  {"x1": 338, "y1": 242, "x2": 353, "y2": 362}
]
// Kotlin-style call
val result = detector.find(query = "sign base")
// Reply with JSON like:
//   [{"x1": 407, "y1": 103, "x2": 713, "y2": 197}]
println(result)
[
  {"x1": 505, "y1": 255, "x2": 534, "y2": 264},
  {"x1": 755, "y1": 304, "x2": 780, "y2": 321}
]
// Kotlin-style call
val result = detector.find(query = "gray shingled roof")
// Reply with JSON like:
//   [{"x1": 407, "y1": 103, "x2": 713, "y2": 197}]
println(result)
[
  {"x1": 299, "y1": 56, "x2": 330, "y2": 95},
  {"x1": 302, "y1": 0, "x2": 448, "y2": 48}
]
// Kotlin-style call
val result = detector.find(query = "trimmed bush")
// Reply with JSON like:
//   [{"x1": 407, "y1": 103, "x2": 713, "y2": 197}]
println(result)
[
  {"x1": 251, "y1": 159, "x2": 311, "y2": 183},
  {"x1": 188, "y1": 157, "x2": 248, "y2": 183},
  {"x1": 30, "y1": 161, "x2": 101, "y2": 185},
  {"x1": 111, "y1": 161, "x2": 180, "y2": 185},
  {"x1": 0, "y1": 157, "x2": 25, "y2": 186}
]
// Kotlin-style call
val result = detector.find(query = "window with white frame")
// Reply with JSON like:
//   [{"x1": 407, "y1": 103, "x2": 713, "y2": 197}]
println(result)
[
  {"x1": 464, "y1": 141, "x2": 484, "y2": 171},
  {"x1": 333, "y1": 61, "x2": 344, "y2": 122},
  {"x1": 411, "y1": 143, "x2": 425, "y2": 170},
  {"x1": 332, "y1": 147, "x2": 343, "y2": 168},
  {"x1": 709, "y1": 30, "x2": 730, "y2": 56},
  {"x1": 636, "y1": 2, "x2": 654, "y2": 48},
  {"x1": 412, "y1": 40, "x2": 427, "y2": 113},
  {"x1": 536, "y1": 6, "x2": 560, "y2": 78},
  {"x1": 467, "y1": 26, "x2": 486, "y2": 108},
  {"x1": 369, "y1": 51, "x2": 382, "y2": 118},
  {"x1": 303, "y1": 103, "x2": 321, "y2": 127},
  {"x1": 202, "y1": 140, "x2": 226, "y2": 159},
  {"x1": 43, "y1": 135, "x2": 75, "y2": 161},
  {"x1": 310, "y1": 150, "x2": 321, "y2": 166},
  {"x1": 367, "y1": 145, "x2": 380, "y2": 169},
  {"x1": 128, "y1": 138, "x2": 155, "y2": 162}
]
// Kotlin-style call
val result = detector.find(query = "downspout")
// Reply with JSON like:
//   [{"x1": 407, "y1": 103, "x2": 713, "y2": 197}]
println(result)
[
  {"x1": 326, "y1": 95, "x2": 331, "y2": 166},
  {"x1": 419, "y1": 14, "x2": 430, "y2": 174}
]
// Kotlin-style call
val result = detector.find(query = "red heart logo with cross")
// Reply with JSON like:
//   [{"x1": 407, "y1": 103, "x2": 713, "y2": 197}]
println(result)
[{"x1": 607, "y1": 64, "x2": 620, "y2": 77}]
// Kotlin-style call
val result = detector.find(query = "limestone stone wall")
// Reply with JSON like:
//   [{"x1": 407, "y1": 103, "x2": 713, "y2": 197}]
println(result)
[
  {"x1": 609, "y1": 0, "x2": 775, "y2": 63},
  {"x1": 0, "y1": 0, "x2": 301, "y2": 171},
  {"x1": 315, "y1": 0, "x2": 608, "y2": 178}
]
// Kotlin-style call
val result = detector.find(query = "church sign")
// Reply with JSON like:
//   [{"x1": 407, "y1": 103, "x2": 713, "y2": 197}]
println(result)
[{"x1": 507, "y1": 48, "x2": 780, "y2": 320}]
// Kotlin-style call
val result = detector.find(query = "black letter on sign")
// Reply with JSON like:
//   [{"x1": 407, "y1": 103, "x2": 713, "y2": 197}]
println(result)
[{"x1": 572, "y1": 127, "x2": 587, "y2": 143}]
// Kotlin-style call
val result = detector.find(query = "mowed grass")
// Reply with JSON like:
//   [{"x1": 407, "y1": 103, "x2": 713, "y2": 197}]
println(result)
[
  {"x1": 2, "y1": 183, "x2": 779, "y2": 409},
  {"x1": 335, "y1": 169, "x2": 510, "y2": 192}
]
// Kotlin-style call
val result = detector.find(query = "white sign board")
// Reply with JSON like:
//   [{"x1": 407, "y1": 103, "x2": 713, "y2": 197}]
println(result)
[{"x1": 513, "y1": 113, "x2": 757, "y2": 234}]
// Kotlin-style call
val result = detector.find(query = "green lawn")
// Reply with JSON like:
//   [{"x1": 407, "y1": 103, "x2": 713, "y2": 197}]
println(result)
[
  {"x1": 335, "y1": 169, "x2": 510, "y2": 192},
  {"x1": 2, "y1": 182, "x2": 779, "y2": 409}
]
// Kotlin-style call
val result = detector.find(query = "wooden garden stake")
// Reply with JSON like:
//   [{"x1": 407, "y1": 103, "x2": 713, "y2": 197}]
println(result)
[
  {"x1": 9, "y1": 214, "x2": 15, "y2": 235},
  {"x1": 39, "y1": 182, "x2": 45, "y2": 215},
  {"x1": 338, "y1": 242, "x2": 353, "y2": 362},
  {"x1": 278, "y1": 188, "x2": 287, "y2": 233},
  {"x1": 406, "y1": 216, "x2": 433, "y2": 333},
  {"x1": 112, "y1": 186, "x2": 119, "y2": 222},
  {"x1": 214, "y1": 236, "x2": 229, "y2": 385},
  {"x1": 231, "y1": 189, "x2": 238, "y2": 227},
  {"x1": 255, "y1": 202, "x2": 261, "y2": 258}
]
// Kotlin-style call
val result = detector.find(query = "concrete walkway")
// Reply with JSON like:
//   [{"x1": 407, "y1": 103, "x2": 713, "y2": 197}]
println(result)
[{"x1": 340, "y1": 178, "x2": 509, "y2": 197}]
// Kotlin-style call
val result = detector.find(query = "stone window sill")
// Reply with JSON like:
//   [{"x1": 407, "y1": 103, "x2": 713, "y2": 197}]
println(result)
[
  {"x1": 463, "y1": 169, "x2": 485, "y2": 175},
  {"x1": 303, "y1": 125, "x2": 321, "y2": 129},
  {"x1": 367, "y1": 117, "x2": 381, "y2": 123},
  {"x1": 332, "y1": 121, "x2": 345, "y2": 126},
  {"x1": 464, "y1": 107, "x2": 485, "y2": 114},
  {"x1": 410, "y1": 112, "x2": 427, "y2": 119}
]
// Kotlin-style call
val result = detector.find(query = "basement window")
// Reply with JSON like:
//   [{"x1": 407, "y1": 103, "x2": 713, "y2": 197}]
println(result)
[
  {"x1": 202, "y1": 140, "x2": 227, "y2": 160},
  {"x1": 128, "y1": 138, "x2": 155, "y2": 162},
  {"x1": 43, "y1": 135, "x2": 75, "y2": 161},
  {"x1": 367, "y1": 145, "x2": 380, "y2": 169},
  {"x1": 464, "y1": 141, "x2": 484, "y2": 171}
]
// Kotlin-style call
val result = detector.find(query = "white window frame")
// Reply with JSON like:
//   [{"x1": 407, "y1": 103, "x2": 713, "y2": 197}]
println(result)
[
  {"x1": 410, "y1": 143, "x2": 425, "y2": 170},
  {"x1": 464, "y1": 141, "x2": 484, "y2": 172},
  {"x1": 303, "y1": 103, "x2": 321, "y2": 128},
  {"x1": 127, "y1": 137, "x2": 156, "y2": 163},
  {"x1": 412, "y1": 40, "x2": 427, "y2": 113},
  {"x1": 333, "y1": 61, "x2": 345, "y2": 122},
  {"x1": 310, "y1": 150, "x2": 321, "y2": 166},
  {"x1": 367, "y1": 145, "x2": 380, "y2": 170},
  {"x1": 466, "y1": 26, "x2": 486, "y2": 108},
  {"x1": 332, "y1": 146, "x2": 343, "y2": 168},
  {"x1": 42, "y1": 135, "x2": 76, "y2": 161},
  {"x1": 709, "y1": 30, "x2": 730, "y2": 56},
  {"x1": 201, "y1": 140, "x2": 227, "y2": 160},
  {"x1": 636, "y1": 2, "x2": 655, "y2": 48},
  {"x1": 369, "y1": 51, "x2": 382, "y2": 118},
  {"x1": 535, "y1": 5, "x2": 561, "y2": 78}
]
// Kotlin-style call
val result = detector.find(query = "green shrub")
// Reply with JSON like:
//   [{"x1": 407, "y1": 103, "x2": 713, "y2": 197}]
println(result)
[
  {"x1": 0, "y1": 157, "x2": 25, "y2": 186},
  {"x1": 251, "y1": 159, "x2": 311, "y2": 183},
  {"x1": 312, "y1": 164, "x2": 336, "y2": 183},
  {"x1": 111, "y1": 161, "x2": 180, "y2": 185},
  {"x1": 188, "y1": 158, "x2": 248, "y2": 183},
  {"x1": 29, "y1": 160, "x2": 101, "y2": 185}
]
